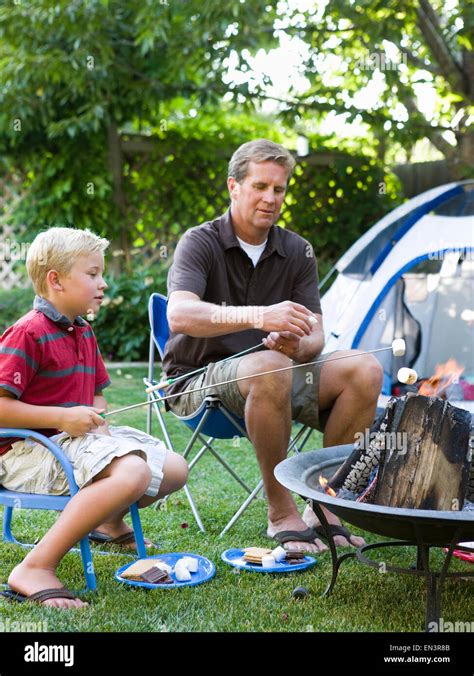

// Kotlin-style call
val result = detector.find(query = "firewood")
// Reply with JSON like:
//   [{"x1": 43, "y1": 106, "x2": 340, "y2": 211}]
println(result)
[{"x1": 373, "y1": 395, "x2": 472, "y2": 510}]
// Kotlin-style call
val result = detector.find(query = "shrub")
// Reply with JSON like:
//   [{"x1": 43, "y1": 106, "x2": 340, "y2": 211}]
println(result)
[
  {"x1": 92, "y1": 263, "x2": 169, "y2": 362},
  {"x1": 0, "y1": 286, "x2": 35, "y2": 335}
]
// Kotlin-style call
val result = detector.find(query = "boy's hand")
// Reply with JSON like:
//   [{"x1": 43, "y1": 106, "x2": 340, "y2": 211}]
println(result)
[{"x1": 59, "y1": 406, "x2": 106, "y2": 437}]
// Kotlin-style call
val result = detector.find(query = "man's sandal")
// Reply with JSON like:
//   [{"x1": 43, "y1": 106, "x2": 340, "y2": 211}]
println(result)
[
  {"x1": 312, "y1": 523, "x2": 358, "y2": 546},
  {"x1": 271, "y1": 527, "x2": 319, "y2": 547}
]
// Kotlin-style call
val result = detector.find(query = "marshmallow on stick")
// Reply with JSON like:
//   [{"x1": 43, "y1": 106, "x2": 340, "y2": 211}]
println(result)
[
  {"x1": 397, "y1": 367, "x2": 418, "y2": 385},
  {"x1": 392, "y1": 338, "x2": 406, "y2": 357}
]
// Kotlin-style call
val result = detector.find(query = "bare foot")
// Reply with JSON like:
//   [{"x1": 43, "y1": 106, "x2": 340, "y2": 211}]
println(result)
[
  {"x1": 303, "y1": 504, "x2": 366, "y2": 548},
  {"x1": 8, "y1": 562, "x2": 87, "y2": 609},
  {"x1": 267, "y1": 512, "x2": 328, "y2": 553},
  {"x1": 92, "y1": 519, "x2": 154, "y2": 550}
]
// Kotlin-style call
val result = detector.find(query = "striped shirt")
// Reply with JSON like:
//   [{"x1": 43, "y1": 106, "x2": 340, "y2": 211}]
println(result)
[{"x1": 0, "y1": 296, "x2": 111, "y2": 455}]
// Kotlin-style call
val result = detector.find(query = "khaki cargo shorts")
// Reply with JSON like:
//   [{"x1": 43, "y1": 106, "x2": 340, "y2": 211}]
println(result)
[
  {"x1": 0, "y1": 425, "x2": 168, "y2": 497},
  {"x1": 168, "y1": 352, "x2": 336, "y2": 431}
]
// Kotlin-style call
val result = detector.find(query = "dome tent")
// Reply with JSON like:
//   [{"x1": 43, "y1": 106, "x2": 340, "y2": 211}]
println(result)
[{"x1": 321, "y1": 180, "x2": 474, "y2": 412}]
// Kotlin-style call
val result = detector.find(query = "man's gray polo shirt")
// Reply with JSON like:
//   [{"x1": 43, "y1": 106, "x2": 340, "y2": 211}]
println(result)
[{"x1": 163, "y1": 208, "x2": 322, "y2": 397}]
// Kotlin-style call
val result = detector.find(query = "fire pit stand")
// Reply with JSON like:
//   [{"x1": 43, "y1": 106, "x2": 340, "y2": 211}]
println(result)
[{"x1": 275, "y1": 445, "x2": 474, "y2": 632}]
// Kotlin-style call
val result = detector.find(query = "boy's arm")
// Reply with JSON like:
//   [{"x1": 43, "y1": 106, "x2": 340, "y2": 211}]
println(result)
[
  {"x1": 92, "y1": 393, "x2": 111, "y2": 435},
  {"x1": 94, "y1": 394, "x2": 108, "y2": 411},
  {"x1": 0, "y1": 389, "x2": 105, "y2": 437}
]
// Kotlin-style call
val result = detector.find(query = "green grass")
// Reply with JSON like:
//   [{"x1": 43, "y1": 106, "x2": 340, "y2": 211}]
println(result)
[{"x1": 1, "y1": 367, "x2": 473, "y2": 632}]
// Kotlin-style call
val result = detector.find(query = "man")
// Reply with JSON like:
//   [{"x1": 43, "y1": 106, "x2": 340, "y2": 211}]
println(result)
[{"x1": 163, "y1": 139, "x2": 383, "y2": 553}]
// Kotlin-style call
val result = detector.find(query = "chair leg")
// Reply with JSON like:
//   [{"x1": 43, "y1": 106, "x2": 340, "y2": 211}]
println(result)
[
  {"x1": 219, "y1": 479, "x2": 264, "y2": 537},
  {"x1": 129, "y1": 502, "x2": 148, "y2": 559},
  {"x1": 2, "y1": 506, "x2": 16, "y2": 544},
  {"x1": 183, "y1": 484, "x2": 205, "y2": 532},
  {"x1": 78, "y1": 537, "x2": 97, "y2": 591}
]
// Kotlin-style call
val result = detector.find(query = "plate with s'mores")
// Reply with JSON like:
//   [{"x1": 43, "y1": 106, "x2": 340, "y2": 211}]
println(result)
[
  {"x1": 221, "y1": 546, "x2": 317, "y2": 573},
  {"x1": 115, "y1": 553, "x2": 216, "y2": 588}
]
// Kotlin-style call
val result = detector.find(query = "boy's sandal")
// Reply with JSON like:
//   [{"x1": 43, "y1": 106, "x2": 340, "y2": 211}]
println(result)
[
  {"x1": 0, "y1": 587, "x2": 80, "y2": 605},
  {"x1": 88, "y1": 530, "x2": 155, "y2": 549}
]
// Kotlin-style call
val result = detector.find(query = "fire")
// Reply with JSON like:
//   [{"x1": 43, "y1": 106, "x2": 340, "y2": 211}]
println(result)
[
  {"x1": 418, "y1": 359, "x2": 464, "y2": 398},
  {"x1": 319, "y1": 475, "x2": 337, "y2": 497}
]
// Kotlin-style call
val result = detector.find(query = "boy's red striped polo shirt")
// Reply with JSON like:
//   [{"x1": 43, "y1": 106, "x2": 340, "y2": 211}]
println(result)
[{"x1": 0, "y1": 296, "x2": 111, "y2": 455}]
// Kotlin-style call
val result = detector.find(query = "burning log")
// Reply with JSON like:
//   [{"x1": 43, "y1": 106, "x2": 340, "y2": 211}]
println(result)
[
  {"x1": 373, "y1": 395, "x2": 472, "y2": 510},
  {"x1": 328, "y1": 394, "x2": 473, "y2": 511}
]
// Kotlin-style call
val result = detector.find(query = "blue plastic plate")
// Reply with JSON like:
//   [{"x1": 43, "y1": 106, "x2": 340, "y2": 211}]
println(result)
[
  {"x1": 115, "y1": 553, "x2": 216, "y2": 589},
  {"x1": 221, "y1": 548, "x2": 317, "y2": 573}
]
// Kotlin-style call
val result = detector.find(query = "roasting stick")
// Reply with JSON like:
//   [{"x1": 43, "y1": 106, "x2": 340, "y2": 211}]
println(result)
[
  {"x1": 103, "y1": 339, "x2": 406, "y2": 418},
  {"x1": 150, "y1": 340, "x2": 267, "y2": 393},
  {"x1": 150, "y1": 315, "x2": 318, "y2": 392}
]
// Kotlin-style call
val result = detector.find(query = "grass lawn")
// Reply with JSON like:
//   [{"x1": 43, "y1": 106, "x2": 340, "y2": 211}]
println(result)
[{"x1": 1, "y1": 367, "x2": 472, "y2": 633}]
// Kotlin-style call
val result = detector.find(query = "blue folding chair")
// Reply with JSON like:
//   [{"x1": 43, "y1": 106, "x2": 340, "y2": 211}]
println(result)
[
  {"x1": 144, "y1": 293, "x2": 314, "y2": 536},
  {"x1": 0, "y1": 429, "x2": 147, "y2": 591}
]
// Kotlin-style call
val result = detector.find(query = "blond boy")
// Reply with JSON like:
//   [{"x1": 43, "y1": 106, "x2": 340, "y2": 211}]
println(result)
[{"x1": 0, "y1": 227, "x2": 188, "y2": 608}]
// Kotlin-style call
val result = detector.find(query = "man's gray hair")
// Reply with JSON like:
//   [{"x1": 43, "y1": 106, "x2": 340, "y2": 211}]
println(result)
[{"x1": 228, "y1": 139, "x2": 296, "y2": 183}]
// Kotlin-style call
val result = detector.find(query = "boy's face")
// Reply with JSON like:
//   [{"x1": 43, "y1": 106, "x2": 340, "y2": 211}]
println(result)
[{"x1": 56, "y1": 252, "x2": 107, "y2": 319}]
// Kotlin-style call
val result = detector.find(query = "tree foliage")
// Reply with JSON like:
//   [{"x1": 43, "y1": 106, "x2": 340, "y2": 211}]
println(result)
[
  {"x1": 0, "y1": 0, "x2": 277, "y2": 254},
  {"x1": 266, "y1": 0, "x2": 473, "y2": 176}
]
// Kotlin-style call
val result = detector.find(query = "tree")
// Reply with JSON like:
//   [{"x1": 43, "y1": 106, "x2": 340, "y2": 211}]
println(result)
[
  {"x1": 0, "y1": 0, "x2": 277, "y2": 268},
  {"x1": 265, "y1": 0, "x2": 473, "y2": 177}
]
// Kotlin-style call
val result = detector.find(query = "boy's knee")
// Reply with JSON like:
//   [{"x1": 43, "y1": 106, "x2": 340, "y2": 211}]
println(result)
[
  {"x1": 110, "y1": 454, "x2": 152, "y2": 494},
  {"x1": 162, "y1": 452, "x2": 188, "y2": 493}
]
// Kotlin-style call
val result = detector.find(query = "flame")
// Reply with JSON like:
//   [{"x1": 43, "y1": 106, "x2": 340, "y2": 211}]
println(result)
[
  {"x1": 319, "y1": 475, "x2": 337, "y2": 497},
  {"x1": 418, "y1": 359, "x2": 464, "y2": 398}
]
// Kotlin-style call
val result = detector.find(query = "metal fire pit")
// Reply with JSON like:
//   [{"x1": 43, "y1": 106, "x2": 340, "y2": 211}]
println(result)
[{"x1": 275, "y1": 444, "x2": 474, "y2": 631}]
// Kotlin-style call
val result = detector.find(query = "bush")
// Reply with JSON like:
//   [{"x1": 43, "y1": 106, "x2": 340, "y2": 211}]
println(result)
[
  {"x1": 0, "y1": 286, "x2": 35, "y2": 335},
  {"x1": 92, "y1": 263, "x2": 169, "y2": 362}
]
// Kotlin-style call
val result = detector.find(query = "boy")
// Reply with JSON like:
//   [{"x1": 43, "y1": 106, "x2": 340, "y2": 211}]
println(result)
[{"x1": 0, "y1": 227, "x2": 188, "y2": 609}]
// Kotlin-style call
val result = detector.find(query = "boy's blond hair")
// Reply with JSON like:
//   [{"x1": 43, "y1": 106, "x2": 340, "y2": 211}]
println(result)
[{"x1": 26, "y1": 227, "x2": 110, "y2": 296}]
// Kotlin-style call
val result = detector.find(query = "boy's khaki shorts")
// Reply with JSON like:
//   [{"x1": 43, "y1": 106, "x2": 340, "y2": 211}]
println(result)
[
  {"x1": 168, "y1": 352, "x2": 335, "y2": 431},
  {"x1": 0, "y1": 425, "x2": 167, "y2": 497}
]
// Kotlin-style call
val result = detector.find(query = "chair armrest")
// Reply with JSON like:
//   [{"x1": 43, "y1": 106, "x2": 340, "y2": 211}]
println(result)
[{"x1": 0, "y1": 428, "x2": 79, "y2": 496}]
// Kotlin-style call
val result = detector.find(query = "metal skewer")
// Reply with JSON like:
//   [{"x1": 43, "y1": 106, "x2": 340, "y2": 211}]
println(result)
[
  {"x1": 103, "y1": 343, "x2": 401, "y2": 418},
  {"x1": 149, "y1": 340, "x2": 266, "y2": 393}
]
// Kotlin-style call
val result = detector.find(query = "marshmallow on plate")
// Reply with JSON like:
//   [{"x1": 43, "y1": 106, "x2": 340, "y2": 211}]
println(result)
[
  {"x1": 271, "y1": 546, "x2": 287, "y2": 562},
  {"x1": 261, "y1": 555, "x2": 276, "y2": 569},
  {"x1": 181, "y1": 556, "x2": 199, "y2": 573},
  {"x1": 174, "y1": 561, "x2": 192, "y2": 582}
]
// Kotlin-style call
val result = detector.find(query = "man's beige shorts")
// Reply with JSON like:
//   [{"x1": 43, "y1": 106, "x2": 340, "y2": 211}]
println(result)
[
  {"x1": 168, "y1": 352, "x2": 335, "y2": 431},
  {"x1": 0, "y1": 425, "x2": 168, "y2": 497}
]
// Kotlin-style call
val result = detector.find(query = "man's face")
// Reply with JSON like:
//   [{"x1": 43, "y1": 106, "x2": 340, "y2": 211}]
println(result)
[{"x1": 228, "y1": 161, "x2": 289, "y2": 234}]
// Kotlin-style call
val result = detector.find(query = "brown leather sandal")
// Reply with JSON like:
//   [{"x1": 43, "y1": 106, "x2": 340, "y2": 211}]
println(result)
[{"x1": 0, "y1": 587, "x2": 82, "y2": 605}]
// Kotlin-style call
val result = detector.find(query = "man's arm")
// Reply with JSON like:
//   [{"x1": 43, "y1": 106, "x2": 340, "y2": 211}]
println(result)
[
  {"x1": 263, "y1": 313, "x2": 325, "y2": 363},
  {"x1": 167, "y1": 290, "x2": 315, "y2": 338}
]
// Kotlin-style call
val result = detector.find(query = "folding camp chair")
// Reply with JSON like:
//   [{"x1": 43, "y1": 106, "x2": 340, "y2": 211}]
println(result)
[
  {"x1": 0, "y1": 429, "x2": 147, "y2": 591},
  {"x1": 144, "y1": 293, "x2": 315, "y2": 536}
]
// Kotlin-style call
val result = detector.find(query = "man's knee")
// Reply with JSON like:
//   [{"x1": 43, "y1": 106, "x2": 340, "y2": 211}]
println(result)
[
  {"x1": 353, "y1": 354, "x2": 384, "y2": 395},
  {"x1": 240, "y1": 351, "x2": 292, "y2": 397}
]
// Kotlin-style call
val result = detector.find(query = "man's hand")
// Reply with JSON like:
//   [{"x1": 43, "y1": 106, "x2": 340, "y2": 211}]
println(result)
[
  {"x1": 261, "y1": 301, "x2": 314, "y2": 337},
  {"x1": 59, "y1": 406, "x2": 106, "y2": 437},
  {"x1": 263, "y1": 331, "x2": 301, "y2": 359}
]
